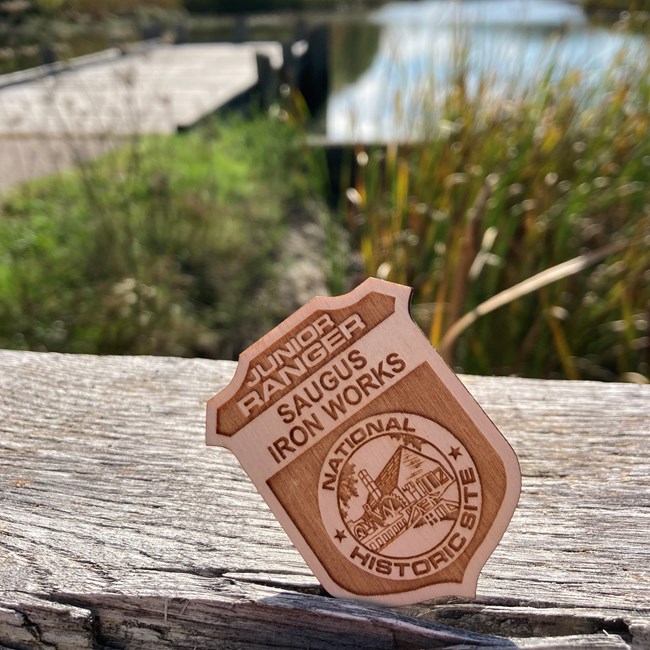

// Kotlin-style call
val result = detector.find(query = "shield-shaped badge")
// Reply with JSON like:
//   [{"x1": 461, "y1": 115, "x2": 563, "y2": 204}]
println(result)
[{"x1": 206, "y1": 278, "x2": 520, "y2": 605}]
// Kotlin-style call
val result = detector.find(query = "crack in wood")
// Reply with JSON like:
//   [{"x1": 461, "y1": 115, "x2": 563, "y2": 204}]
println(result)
[
  {"x1": 409, "y1": 604, "x2": 634, "y2": 643},
  {"x1": 25, "y1": 585, "x2": 638, "y2": 649},
  {"x1": 135, "y1": 566, "x2": 324, "y2": 595},
  {"x1": 0, "y1": 607, "x2": 63, "y2": 650}
]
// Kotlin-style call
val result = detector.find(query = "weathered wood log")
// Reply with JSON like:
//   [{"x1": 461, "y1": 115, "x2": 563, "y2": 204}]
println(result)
[{"x1": 0, "y1": 350, "x2": 648, "y2": 649}]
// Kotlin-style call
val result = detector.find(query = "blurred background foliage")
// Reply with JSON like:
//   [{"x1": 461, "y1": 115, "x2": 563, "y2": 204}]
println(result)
[
  {"x1": 0, "y1": 0, "x2": 648, "y2": 382},
  {"x1": 345, "y1": 56, "x2": 650, "y2": 381},
  {"x1": 0, "y1": 117, "x2": 340, "y2": 359}
]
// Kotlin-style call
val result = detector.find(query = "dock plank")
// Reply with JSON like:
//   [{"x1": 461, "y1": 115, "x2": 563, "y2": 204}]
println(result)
[{"x1": 0, "y1": 43, "x2": 283, "y2": 136}]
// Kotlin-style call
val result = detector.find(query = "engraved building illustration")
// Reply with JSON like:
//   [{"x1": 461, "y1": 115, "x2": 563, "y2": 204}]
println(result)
[{"x1": 347, "y1": 446, "x2": 459, "y2": 553}]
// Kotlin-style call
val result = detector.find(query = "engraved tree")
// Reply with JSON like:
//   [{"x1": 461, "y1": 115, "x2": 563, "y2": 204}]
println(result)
[
  {"x1": 388, "y1": 432, "x2": 423, "y2": 451},
  {"x1": 338, "y1": 462, "x2": 359, "y2": 522}
]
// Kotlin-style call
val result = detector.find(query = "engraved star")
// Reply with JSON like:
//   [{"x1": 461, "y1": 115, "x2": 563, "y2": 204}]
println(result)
[
  {"x1": 334, "y1": 529, "x2": 347, "y2": 543},
  {"x1": 449, "y1": 446, "x2": 462, "y2": 460}
]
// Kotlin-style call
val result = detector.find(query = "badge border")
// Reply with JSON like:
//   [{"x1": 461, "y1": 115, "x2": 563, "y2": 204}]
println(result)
[{"x1": 206, "y1": 278, "x2": 521, "y2": 605}]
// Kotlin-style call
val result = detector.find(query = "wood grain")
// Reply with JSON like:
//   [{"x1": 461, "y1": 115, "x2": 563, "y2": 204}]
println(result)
[
  {"x1": 0, "y1": 350, "x2": 648, "y2": 648},
  {"x1": 208, "y1": 278, "x2": 520, "y2": 605}
]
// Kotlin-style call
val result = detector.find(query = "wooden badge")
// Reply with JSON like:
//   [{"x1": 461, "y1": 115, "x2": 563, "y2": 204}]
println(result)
[{"x1": 206, "y1": 278, "x2": 520, "y2": 605}]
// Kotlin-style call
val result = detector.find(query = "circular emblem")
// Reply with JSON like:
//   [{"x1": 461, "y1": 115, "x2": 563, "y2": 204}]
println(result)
[{"x1": 319, "y1": 413, "x2": 482, "y2": 580}]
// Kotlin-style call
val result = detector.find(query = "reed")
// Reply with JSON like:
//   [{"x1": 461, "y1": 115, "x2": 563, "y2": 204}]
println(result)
[{"x1": 345, "y1": 42, "x2": 650, "y2": 381}]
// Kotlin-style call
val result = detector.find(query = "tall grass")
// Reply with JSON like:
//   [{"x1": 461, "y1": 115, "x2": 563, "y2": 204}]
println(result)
[
  {"x1": 0, "y1": 115, "x2": 339, "y2": 359},
  {"x1": 345, "y1": 43, "x2": 650, "y2": 381},
  {"x1": 2, "y1": 16, "x2": 649, "y2": 381}
]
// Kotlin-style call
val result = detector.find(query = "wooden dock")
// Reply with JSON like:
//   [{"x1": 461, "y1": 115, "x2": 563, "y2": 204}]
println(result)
[
  {"x1": 0, "y1": 42, "x2": 283, "y2": 190},
  {"x1": 0, "y1": 350, "x2": 648, "y2": 648},
  {"x1": 0, "y1": 43, "x2": 283, "y2": 136}
]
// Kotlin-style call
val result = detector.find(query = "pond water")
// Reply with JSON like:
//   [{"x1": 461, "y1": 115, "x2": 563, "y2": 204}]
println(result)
[{"x1": 326, "y1": 0, "x2": 648, "y2": 141}]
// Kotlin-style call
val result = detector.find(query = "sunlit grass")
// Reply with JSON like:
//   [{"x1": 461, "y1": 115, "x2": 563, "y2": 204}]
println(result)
[
  {"x1": 0, "y1": 115, "x2": 337, "y2": 359},
  {"x1": 345, "y1": 39, "x2": 650, "y2": 381}
]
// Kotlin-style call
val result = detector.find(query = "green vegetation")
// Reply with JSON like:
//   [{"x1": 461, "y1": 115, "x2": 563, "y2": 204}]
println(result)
[
  {"x1": 1, "y1": 63, "x2": 648, "y2": 380},
  {"x1": 183, "y1": 0, "x2": 380, "y2": 11},
  {"x1": 0, "y1": 116, "x2": 338, "y2": 358},
  {"x1": 0, "y1": 0, "x2": 185, "y2": 75},
  {"x1": 1, "y1": 4, "x2": 649, "y2": 382},
  {"x1": 0, "y1": 0, "x2": 379, "y2": 75},
  {"x1": 583, "y1": 0, "x2": 650, "y2": 16},
  {"x1": 345, "y1": 54, "x2": 650, "y2": 381}
]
